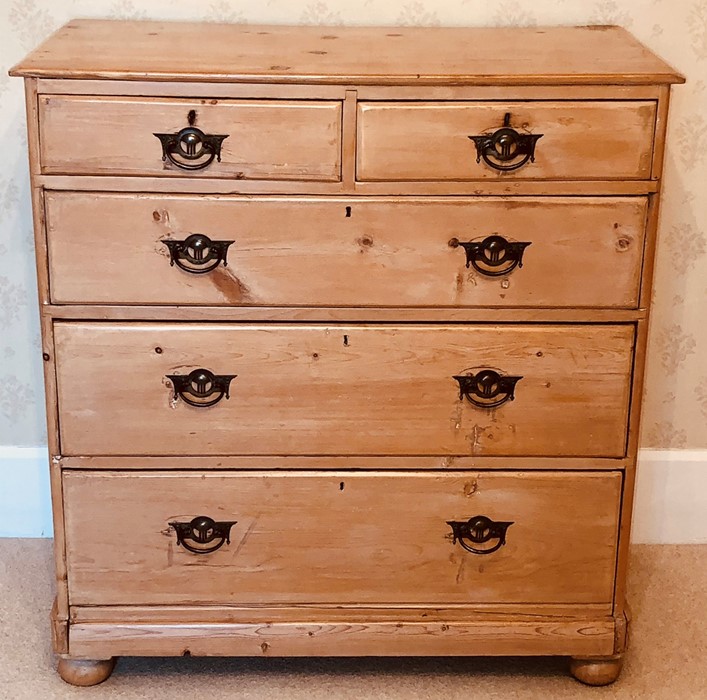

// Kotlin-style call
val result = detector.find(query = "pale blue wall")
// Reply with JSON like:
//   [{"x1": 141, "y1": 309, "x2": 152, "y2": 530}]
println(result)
[{"x1": 0, "y1": 448, "x2": 53, "y2": 537}]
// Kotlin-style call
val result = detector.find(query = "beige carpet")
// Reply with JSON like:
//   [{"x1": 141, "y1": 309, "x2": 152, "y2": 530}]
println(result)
[{"x1": 0, "y1": 541, "x2": 705, "y2": 699}]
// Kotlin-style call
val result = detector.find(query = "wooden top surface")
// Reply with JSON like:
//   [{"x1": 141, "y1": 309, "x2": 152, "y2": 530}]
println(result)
[{"x1": 10, "y1": 19, "x2": 684, "y2": 85}]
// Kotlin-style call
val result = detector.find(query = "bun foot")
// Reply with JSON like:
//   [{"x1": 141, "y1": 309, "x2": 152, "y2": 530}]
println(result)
[
  {"x1": 570, "y1": 654, "x2": 623, "y2": 686},
  {"x1": 57, "y1": 657, "x2": 116, "y2": 686}
]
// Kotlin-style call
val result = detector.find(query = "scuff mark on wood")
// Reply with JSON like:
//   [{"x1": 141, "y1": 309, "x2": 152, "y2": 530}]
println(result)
[
  {"x1": 463, "y1": 480, "x2": 478, "y2": 497},
  {"x1": 455, "y1": 556, "x2": 466, "y2": 585},
  {"x1": 232, "y1": 515, "x2": 260, "y2": 558},
  {"x1": 450, "y1": 401, "x2": 463, "y2": 432},
  {"x1": 466, "y1": 424, "x2": 487, "y2": 454},
  {"x1": 455, "y1": 272, "x2": 464, "y2": 295},
  {"x1": 209, "y1": 265, "x2": 253, "y2": 304}
]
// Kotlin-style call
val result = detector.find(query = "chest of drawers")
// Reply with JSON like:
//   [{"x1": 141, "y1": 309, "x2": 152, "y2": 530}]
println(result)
[{"x1": 11, "y1": 20, "x2": 683, "y2": 687}]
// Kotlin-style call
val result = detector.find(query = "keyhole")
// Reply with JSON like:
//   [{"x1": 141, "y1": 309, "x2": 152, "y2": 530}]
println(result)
[
  {"x1": 345, "y1": 206, "x2": 352, "y2": 217},
  {"x1": 188, "y1": 109, "x2": 197, "y2": 126},
  {"x1": 343, "y1": 335, "x2": 349, "y2": 346}
]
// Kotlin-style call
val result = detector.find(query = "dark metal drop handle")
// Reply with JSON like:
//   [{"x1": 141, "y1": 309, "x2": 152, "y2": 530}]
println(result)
[
  {"x1": 154, "y1": 126, "x2": 229, "y2": 171},
  {"x1": 166, "y1": 369, "x2": 236, "y2": 408},
  {"x1": 447, "y1": 516, "x2": 513, "y2": 555},
  {"x1": 468, "y1": 113, "x2": 543, "y2": 172},
  {"x1": 169, "y1": 516, "x2": 236, "y2": 554},
  {"x1": 453, "y1": 369, "x2": 522, "y2": 409},
  {"x1": 162, "y1": 234, "x2": 234, "y2": 274},
  {"x1": 449, "y1": 235, "x2": 531, "y2": 277}
]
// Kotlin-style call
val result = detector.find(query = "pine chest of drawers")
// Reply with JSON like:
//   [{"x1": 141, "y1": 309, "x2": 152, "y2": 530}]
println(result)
[{"x1": 11, "y1": 20, "x2": 683, "y2": 687}]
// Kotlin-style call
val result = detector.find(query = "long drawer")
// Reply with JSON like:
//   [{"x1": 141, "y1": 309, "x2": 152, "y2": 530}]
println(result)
[
  {"x1": 38, "y1": 95, "x2": 342, "y2": 180},
  {"x1": 54, "y1": 323, "x2": 634, "y2": 457},
  {"x1": 46, "y1": 193, "x2": 648, "y2": 308},
  {"x1": 63, "y1": 470, "x2": 622, "y2": 607},
  {"x1": 357, "y1": 101, "x2": 656, "y2": 181}
]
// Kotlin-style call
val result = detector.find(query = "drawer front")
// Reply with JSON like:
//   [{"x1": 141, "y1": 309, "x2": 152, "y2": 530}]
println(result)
[
  {"x1": 63, "y1": 470, "x2": 621, "y2": 607},
  {"x1": 357, "y1": 101, "x2": 656, "y2": 181},
  {"x1": 46, "y1": 193, "x2": 647, "y2": 308},
  {"x1": 38, "y1": 96, "x2": 342, "y2": 180},
  {"x1": 54, "y1": 323, "x2": 633, "y2": 457}
]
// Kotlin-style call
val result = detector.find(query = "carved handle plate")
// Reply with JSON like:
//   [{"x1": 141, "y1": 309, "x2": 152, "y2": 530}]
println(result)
[
  {"x1": 169, "y1": 516, "x2": 236, "y2": 554},
  {"x1": 447, "y1": 515, "x2": 513, "y2": 555}
]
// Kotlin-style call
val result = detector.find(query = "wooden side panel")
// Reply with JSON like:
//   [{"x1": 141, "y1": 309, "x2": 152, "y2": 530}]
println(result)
[
  {"x1": 22, "y1": 77, "x2": 71, "y2": 630},
  {"x1": 53, "y1": 323, "x2": 634, "y2": 457},
  {"x1": 63, "y1": 471, "x2": 621, "y2": 607},
  {"x1": 38, "y1": 96, "x2": 342, "y2": 181},
  {"x1": 45, "y1": 194, "x2": 647, "y2": 309},
  {"x1": 357, "y1": 101, "x2": 656, "y2": 181}
]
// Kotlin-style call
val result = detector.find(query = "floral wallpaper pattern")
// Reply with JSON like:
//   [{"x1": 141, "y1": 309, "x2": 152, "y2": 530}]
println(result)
[{"x1": 0, "y1": 0, "x2": 705, "y2": 448}]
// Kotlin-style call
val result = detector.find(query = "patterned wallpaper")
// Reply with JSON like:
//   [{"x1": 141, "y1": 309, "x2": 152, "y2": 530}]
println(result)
[{"x1": 0, "y1": 0, "x2": 705, "y2": 448}]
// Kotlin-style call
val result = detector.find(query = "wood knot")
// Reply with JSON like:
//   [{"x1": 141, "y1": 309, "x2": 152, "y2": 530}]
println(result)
[
  {"x1": 616, "y1": 237, "x2": 632, "y2": 252},
  {"x1": 358, "y1": 235, "x2": 374, "y2": 248}
]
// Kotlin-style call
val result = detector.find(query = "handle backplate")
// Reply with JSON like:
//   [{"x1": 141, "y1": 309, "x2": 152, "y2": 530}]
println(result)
[
  {"x1": 447, "y1": 515, "x2": 514, "y2": 555},
  {"x1": 453, "y1": 369, "x2": 522, "y2": 409},
  {"x1": 450, "y1": 235, "x2": 531, "y2": 277},
  {"x1": 154, "y1": 126, "x2": 229, "y2": 170},
  {"x1": 169, "y1": 515, "x2": 236, "y2": 554},
  {"x1": 162, "y1": 234, "x2": 234, "y2": 274},
  {"x1": 166, "y1": 368, "x2": 236, "y2": 408},
  {"x1": 468, "y1": 113, "x2": 543, "y2": 172}
]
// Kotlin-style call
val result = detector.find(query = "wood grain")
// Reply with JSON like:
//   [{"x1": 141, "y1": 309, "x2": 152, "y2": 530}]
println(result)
[
  {"x1": 62, "y1": 470, "x2": 620, "y2": 607},
  {"x1": 45, "y1": 193, "x2": 647, "y2": 308},
  {"x1": 36, "y1": 174, "x2": 661, "y2": 196},
  {"x1": 39, "y1": 96, "x2": 342, "y2": 180},
  {"x1": 357, "y1": 101, "x2": 656, "y2": 181},
  {"x1": 70, "y1": 604, "x2": 613, "y2": 623},
  {"x1": 10, "y1": 21, "x2": 684, "y2": 85},
  {"x1": 23, "y1": 78, "x2": 71, "y2": 630},
  {"x1": 68, "y1": 619, "x2": 615, "y2": 658},
  {"x1": 56, "y1": 455, "x2": 629, "y2": 471},
  {"x1": 42, "y1": 305, "x2": 647, "y2": 323},
  {"x1": 12, "y1": 19, "x2": 682, "y2": 673},
  {"x1": 34, "y1": 79, "x2": 664, "y2": 101},
  {"x1": 53, "y1": 323, "x2": 634, "y2": 457}
]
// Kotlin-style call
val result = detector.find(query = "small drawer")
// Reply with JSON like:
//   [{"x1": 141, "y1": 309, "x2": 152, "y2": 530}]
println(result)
[
  {"x1": 46, "y1": 193, "x2": 648, "y2": 308},
  {"x1": 54, "y1": 323, "x2": 633, "y2": 457},
  {"x1": 38, "y1": 95, "x2": 342, "y2": 180},
  {"x1": 63, "y1": 470, "x2": 621, "y2": 608},
  {"x1": 357, "y1": 101, "x2": 656, "y2": 181}
]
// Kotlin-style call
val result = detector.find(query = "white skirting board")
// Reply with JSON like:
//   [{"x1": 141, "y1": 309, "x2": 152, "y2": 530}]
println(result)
[{"x1": 0, "y1": 447, "x2": 705, "y2": 542}]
